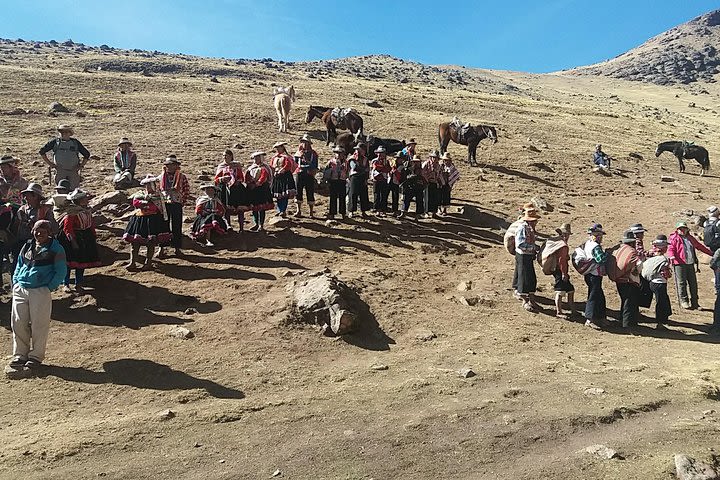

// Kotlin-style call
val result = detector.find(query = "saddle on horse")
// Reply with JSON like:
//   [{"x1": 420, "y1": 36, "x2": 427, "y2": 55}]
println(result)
[
  {"x1": 331, "y1": 107, "x2": 354, "y2": 129},
  {"x1": 451, "y1": 116, "x2": 474, "y2": 144}
]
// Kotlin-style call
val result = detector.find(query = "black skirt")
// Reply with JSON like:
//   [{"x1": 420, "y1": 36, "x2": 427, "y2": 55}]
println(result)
[
  {"x1": 440, "y1": 185, "x2": 452, "y2": 206},
  {"x1": 123, "y1": 213, "x2": 172, "y2": 246},
  {"x1": 217, "y1": 182, "x2": 249, "y2": 212},
  {"x1": 190, "y1": 213, "x2": 228, "y2": 239},
  {"x1": 515, "y1": 253, "x2": 537, "y2": 294},
  {"x1": 59, "y1": 228, "x2": 101, "y2": 269},
  {"x1": 552, "y1": 269, "x2": 575, "y2": 292},
  {"x1": 248, "y1": 184, "x2": 275, "y2": 212},
  {"x1": 271, "y1": 171, "x2": 297, "y2": 199}
]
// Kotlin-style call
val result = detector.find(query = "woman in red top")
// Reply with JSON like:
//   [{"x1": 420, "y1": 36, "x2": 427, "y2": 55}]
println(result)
[
  {"x1": 191, "y1": 184, "x2": 228, "y2": 247},
  {"x1": 122, "y1": 175, "x2": 172, "y2": 270},
  {"x1": 270, "y1": 142, "x2": 296, "y2": 217},
  {"x1": 214, "y1": 149, "x2": 248, "y2": 231},
  {"x1": 57, "y1": 189, "x2": 101, "y2": 293},
  {"x1": 245, "y1": 151, "x2": 274, "y2": 231}
]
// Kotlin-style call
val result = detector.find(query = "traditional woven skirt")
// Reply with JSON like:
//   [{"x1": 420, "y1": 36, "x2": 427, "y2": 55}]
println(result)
[
  {"x1": 122, "y1": 213, "x2": 172, "y2": 246},
  {"x1": 248, "y1": 184, "x2": 275, "y2": 212},
  {"x1": 515, "y1": 253, "x2": 537, "y2": 294},
  {"x1": 190, "y1": 213, "x2": 228, "y2": 240},
  {"x1": 217, "y1": 182, "x2": 249, "y2": 213},
  {"x1": 271, "y1": 171, "x2": 297, "y2": 200},
  {"x1": 58, "y1": 228, "x2": 101, "y2": 269}
]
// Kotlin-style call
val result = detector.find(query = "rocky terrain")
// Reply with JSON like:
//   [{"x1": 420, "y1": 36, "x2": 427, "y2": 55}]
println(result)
[
  {"x1": 1, "y1": 12, "x2": 720, "y2": 480},
  {"x1": 570, "y1": 9, "x2": 720, "y2": 86}
]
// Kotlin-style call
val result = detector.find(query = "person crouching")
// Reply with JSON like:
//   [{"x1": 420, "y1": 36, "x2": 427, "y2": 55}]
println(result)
[
  {"x1": 514, "y1": 208, "x2": 541, "y2": 312},
  {"x1": 7, "y1": 220, "x2": 67, "y2": 376},
  {"x1": 190, "y1": 184, "x2": 228, "y2": 247}
]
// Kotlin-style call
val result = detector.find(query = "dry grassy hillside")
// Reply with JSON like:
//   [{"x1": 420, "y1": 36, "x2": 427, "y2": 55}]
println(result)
[{"x1": 1, "y1": 39, "x2": 720, "y2": 479}]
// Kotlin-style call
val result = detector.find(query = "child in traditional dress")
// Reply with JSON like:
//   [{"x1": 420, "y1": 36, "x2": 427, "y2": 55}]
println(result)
[
  {"x1": 214, "y1": 149, "x2": 248, "y2": 231},
  {"x1": 191, "y1": 185, "x2": 228, "y2": 247},
  {"x1": 123, "y1": 175, "x2": 172, "y2": 270},
  {"x1": 245, "y1": 151, "x2": 274, "y2": 232},
  {"x1": 58, "y1": 189, "x2": 101, "y2": 293}
]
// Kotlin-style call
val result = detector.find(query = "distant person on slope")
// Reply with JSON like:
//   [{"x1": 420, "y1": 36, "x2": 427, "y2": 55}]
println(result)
[
  {"x1": 39, "y1": 125, "x2": 91, "y2": 189},
  {"x1": 112, "y1": 138, "x2": 138, "y2": 189},
  {"x1": 592, "y1": 144, "x2": 612, "y2": 172}
]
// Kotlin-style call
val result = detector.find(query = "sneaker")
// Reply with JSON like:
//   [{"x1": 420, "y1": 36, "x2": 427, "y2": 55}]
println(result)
[
  {"x1": 25, "y1": 358, "x2": 42, "y2": 369},
  {"x1": 9, "y1": 356, "x2": 26, "y2": 368},
  {"x1": 680, "y1": 301, "x2": 691, "y2": 309},
  {"x1": 205, "y1": 240, "x2": 215, "y2": 247},
  {"x1": 585, "y1": 320, "x2": 601, "y2": 330},
  {"x1": 249, "y1": 224, "x2": 259, "y2": 232},
  {"x1": 63, "y1": 285, "x2": 72, "y2": 294}
]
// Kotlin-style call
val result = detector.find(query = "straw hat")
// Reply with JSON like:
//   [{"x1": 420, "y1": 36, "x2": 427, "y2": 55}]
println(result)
[
  {"x1": 708, "y1": 206, "x2": 719, "y2": 215},
  {"x1": 272, "y1": 141, "x2": 287, "y2": 149},
  {"x1": 140, "y1": 175, "x2": 158, "y2": 185},
  {"x1": 164, "y1": 155, "x2": 180, "y2": 165},
  {"x1": 118, "y1": 137, "x2": 132, "y2": 146},
  {"x1": 57, "y1": 124, "x2": 74, "y2": 135},
  {"x1": 555, "y1": 223, "x2": 572, "y2": 236},
  {"x1": 587, "y1": 223, "x2": 605, "y2": 235},
  {"x1": 0, "y1": 155, "x2": 18, "y2": 165},
  {"x1": 251, "y1": 151, "x2": 267, "y2": 159},
  {"x1": 522, "y1": 210, "x2": 541, "y2": 221},
  {"x1": 21, "y1": 183, "x2": 44, "y2": 198},
  {"x1": 374, "y1": 145, "x2": 386, "y2": 154},
  {"x1": 67, "y1": 189, "x2": 89, "y2": 202},
  {"x1": 199, "y1": 183, "x2": 217, "y2": 191}
]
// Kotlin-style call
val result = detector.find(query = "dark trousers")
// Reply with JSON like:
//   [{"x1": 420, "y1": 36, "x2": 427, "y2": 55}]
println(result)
[
  {"x1": 166, "y1": 202, "x2": 183, "y2": 249},
  {"x1": 714, "y1": 290, "x2": 720, "y2": 327},
  {"x1": 584, "y1": 274, "x2": 606, "y2": 321},
  {"x1": 714, "y1": 268, "x2": 720, "y2": 294},
  {"x1": 348, "y1": 175, "x2": 369, "y2": 212},
  {"x1": 402, "y1": 189, "x2": 425, "y2": 214},
  {"x1": 295, "y1": 172, "x2": 315, "y2": 204},
  {"x1": 373, "y1": 181, "x2": 389, "y2": 212},
  {"x1": 515, "y1": 253, "x2": 537, "y2": 294},
  {"x1": 328, "y1": 180, "x2": 346, "y2": 216},
  {"x1": 617, "y1": 282, "x2": 640, "y2": 327},
  {"x1": 252, "y1": 210, "x2": 266, "y2": 227},
  {"x1": 388, "y1": 182, "x2": 400, "y2": 212},
  {"x1": 425, "y1": 183, "x2": 440, "y2": 213},
  {"x1": 650, "y1": 282, "x2": 671, "y2": 325},
  {"x1": 65, "y1": 268, "x2": 85, "y2": 286},
  {"x1": 674, "y1": 263, "x2": 698, "y2": 306}
]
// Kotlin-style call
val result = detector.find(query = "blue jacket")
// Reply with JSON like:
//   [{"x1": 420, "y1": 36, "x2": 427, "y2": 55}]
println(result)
[{"x1": 13, "y1": 239, "x2": 67, "y2": 291}]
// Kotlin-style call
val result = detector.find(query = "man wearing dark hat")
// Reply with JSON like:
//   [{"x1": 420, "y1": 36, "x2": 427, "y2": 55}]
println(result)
[
  {"x1": 12, "y1": 183, "x2": 58, "y2": 275},
  {"x1": 398, "y1": 155, "x2": 426, "y2": 220},
  {"x1": 388, "y1": 150, "x2": 403, "y2": 215},
  {"x1": 322, "y1": 146, "x2": 348, "y2": 220},
  {"x1": 293, "y1": 134, "x2": 318, "y2": 218},
  {"x1": 348, "y1": 142, "x2": 370, "y2": 218},
  {"x1": 0, "y1": 155, "x2": 28, "y2": 205},
  {"x1": 614, "y1": 231, "x2": 642, "y2": 329},
  {"x1": 400, "y1": 138, "x2": 417, "y2": 162},
  {"x1": 157, "y1": 155, "x2": 190, "y2": 256},
  {"x1": 113, "y1": 138, "x2": 137, "y2": 189},
  {"x1": 582, "y1": 224, "x2": 609, "y2": 330},
  {"x1": 422, "y1": 150, "x2": 444, "y2": 219},
  {"x1": 39, "y1": 125, "x2": 91, "y2": 189}
]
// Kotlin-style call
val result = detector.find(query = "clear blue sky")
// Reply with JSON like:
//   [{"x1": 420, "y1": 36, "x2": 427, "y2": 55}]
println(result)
[{"x1": 5, "y1": 0, "x2": 719, "y2": 73}]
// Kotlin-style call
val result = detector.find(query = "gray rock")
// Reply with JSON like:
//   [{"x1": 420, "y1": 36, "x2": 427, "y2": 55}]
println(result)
[
  {"x1": 584, "y1": 444, "x2": 620, "y2": 460},
  {"x1": 661, "y1": 175, "x2": 677, "y2": 182},
  {"x1": 457, "y1": 281, "x2": 472, "y2": 292},
  {"x1": 584, "y1": 387, "x2": 606, "y2": 396},
  {"x1": 168, "y1": 326, "x2": 194, "y2": 340},
  {"x1": 531, "y1": 196, "x2": 553, "y2": 212},
  {"x1": 412, "y1": 327, "x2": 437, "y2": 342},
  {"x1": 89, "y1": 191, "x2": 128, "y2": 210},
  {"x1": 48, "y1": 101, "x2": 70, "y2": 114},
  {"x1": 369, "y1": 363, "x2": 388, "y2": 371},
  {"x1": 457, "y1": 368, "x2": 476, "y2": 378},
  {"x1": 184, "y1": 308, "x2": 198, "y2": 315},
  {"x1": 158, "y1": 409, "x2": 176, "y2": 421},
  {"x1": 290, "y1": 274, "x2": 366, "y2": 335},
  {"x1": 674, "y1": 454, "x2": 719, "y2": 480}
]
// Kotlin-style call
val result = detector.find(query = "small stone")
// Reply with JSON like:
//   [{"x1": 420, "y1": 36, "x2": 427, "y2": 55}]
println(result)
[
  {"x1": 412, "y1": 327, "x2": 436, "y2": 342},
  {"x1": 457, "y1": 368, "x2": 476, "y2": 378},
  {"x1": 531, "y1": 196, "x2": 552, "y2": 212},
  {"x1": 271, "y1": 469, "x2": 282, "y2": 478},
  {"x1": 48, "y1": 101, "x2": 70, "y2": 114},
  {"x1": 168, "y1": 326, "x2": 194, "y2": 340},
  {"x1": 585, "y1": 203, "x2": 594, "y2": 208},
  {"x1": 193, "y1": 442, "x2": 202, "y2": 448},
  {"x1": 703, "y1": 409, "x2": 716, "y2": 416},
  {"x1": 184, "y1": 308, "x2": 198, "y2": 315},
  {"x1": 456, "y1": 281, "x2": 472, "y2": 292},
  {"x1": 584, "y1": 444, "x2": 620, "y2": 460},
  {"x1": 210, "y1": 76, "x2": 220, "y2": 83},
  {"x1": 158, "y1": 409, "x2": 175, "y2": 421},
  {"x1": 325, "y1": 220, "x2": 339, "y2": 227},
  {"x1": 466, "y1": 349, "x2": 476, "y2": 355},
  {"x1": 282, "y1": 270, "x2": 296, "y2": 278},
  {"x1": 369, "y1": 363, "x2": 388, "y2": 371},
  {"x1": 584, "y1": 387, "x2": 606, "y2": 396},
  {"x1": 457, "y1": 296, "x2": 479, "y2": 307},
  {"x1": 661, "y1": 175, "x2": 676, "y2": 182}
]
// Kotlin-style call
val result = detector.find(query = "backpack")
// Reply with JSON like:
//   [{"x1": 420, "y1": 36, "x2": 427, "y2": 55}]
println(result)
[
  {"x1": 571, "y1": 242, "x2": 595, "y2": 275},
  {"x1": 641, "y1": 255, "x2": 668, "y2": 281},
  {"x1": 504, "y1": 220, "x2": 523, "y2": 255},
  {"x1": 704, "y1": 219, "x2": 720, "y2": 251},
  {"x1": 537, "y1": 238, "x2": 565, "y2": 275}
]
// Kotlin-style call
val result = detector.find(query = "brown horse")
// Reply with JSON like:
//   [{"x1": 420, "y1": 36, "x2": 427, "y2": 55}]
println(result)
[
  {"x1": 438, "y1": 122, "x2": 498, "y2": 166},
  {"x1": 305, "y1": 106, "x2": 364, "y2": 145}
]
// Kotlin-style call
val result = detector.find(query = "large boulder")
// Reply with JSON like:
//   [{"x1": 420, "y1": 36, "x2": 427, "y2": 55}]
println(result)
[
  {"x1": 48, "y1": 101, "x2": 70, "y2": 114},
  {"x1": 290, "y1": 273, "x2": 366, "y2": 335},
  {"x1": 90, "y1": 191, "x2": 128, "y2": 210},
  {"x1": 674, "y1": 454, "x2": 719, "y2": 480}
]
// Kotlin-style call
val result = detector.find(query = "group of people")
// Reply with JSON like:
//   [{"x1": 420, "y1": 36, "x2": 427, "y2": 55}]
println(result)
[
  {"x1": 2, "y1": 125, "x2": 464, "y2": 376},
  {"x1": 510, "y1": 203, "x2": 720, "y2": 335}
]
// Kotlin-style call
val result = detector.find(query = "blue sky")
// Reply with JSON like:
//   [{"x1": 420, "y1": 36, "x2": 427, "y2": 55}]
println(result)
[{"x1": 5, "y1": 0, "x2": 719, "y2": 72}]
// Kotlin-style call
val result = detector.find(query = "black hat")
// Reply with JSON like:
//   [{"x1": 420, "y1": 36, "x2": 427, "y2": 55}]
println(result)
[{"x1": 621, "y1": 230, "x2": 637, "y2": 244}]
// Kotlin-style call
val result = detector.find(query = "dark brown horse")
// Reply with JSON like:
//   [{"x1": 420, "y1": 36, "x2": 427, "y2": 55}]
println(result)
[
  {"x1": 305, "y1": 106, "x2": 364, "y2": 145},
  {"x1": 438, "y1": 122, "x2": 497, "y2": 166},
  {"x1": 655, "y1": 141, "x2": 710, "y2": 175}
]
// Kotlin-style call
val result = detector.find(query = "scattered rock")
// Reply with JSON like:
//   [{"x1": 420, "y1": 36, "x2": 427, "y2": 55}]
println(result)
[
  {"x1": 184, "y1": 308, "x2": 198, "y2": 315},
  {"x1": 271, "y1": 469, "x2": 282, "y2": 478},
  {"x1": 412, "y1": 327, "x2": 437, "y2": 342},
  {"x1": 674, "y1": 453, "x2": 719, "y2": 480},
  {"x1": 584, "y1": 444, "x2": 620, "y2": 460},
  {"x1": 158, "y1": 409, "x2": 176, "y2": 421},
  {"x1": 584, "y1": 387, "x2": 606, "y2": 396},
  {"x1": 89, "y1": 191, "x2": 128, "y2": 210},
  {"x1": 526, "y1": 145, "x2": 542, "y2": 153},
  {"x1": 369, "y1": 363, "x2": 388, "y2": 371},
  {"x1": 629, "y1": 152, "x2": 644, "y2": 160},
  {"x1": 210, "y1": 76, "x2": 220, "y2": 83},
  {"x1": 75, "y1": 111, "x2": 87, "y2": 118},
  {"x1": 168, "y1": 326, "x2": 194, "y2": 340},
  {"x1": 457, "y1": 296, "x2": 479, "y2": 307},
  {"x1": 457, "y1": 368, "x2": 476, "y2": 378},
  {"x1": 457, "y1": 281, "x2": 472, "y2": 292},
  {"x1": 531, "y1": 196, "x2": 553, "y2": 212},
  {"x1": 661, "y1": 175, "x2": 676, "y2": 182},
  {"x1": 365, "y1": 100, "x2": 383, "y2": 108},
  {"x1": 48, "y1": 101, "x2": 69, "y2": 114}
]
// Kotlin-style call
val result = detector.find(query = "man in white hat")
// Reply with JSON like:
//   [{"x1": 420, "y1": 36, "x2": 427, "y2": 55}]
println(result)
[
  {"x1": 39, "y1": 125, "x2": 91, "y2": 189},
  {"x1": 293, "y1": 135, "x2": 318, "y2": 218},
  {"x1": 0, "y1": 155, "x2": 29, "y2": 204},
  {"x1": 112, "y1": 138, "x2": 137, "y2": 189}
]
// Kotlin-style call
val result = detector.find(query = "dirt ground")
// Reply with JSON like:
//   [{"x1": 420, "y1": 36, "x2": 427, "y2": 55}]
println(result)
[{"x1": 1, "y1": 40, "x2": 720, "y2": 479}]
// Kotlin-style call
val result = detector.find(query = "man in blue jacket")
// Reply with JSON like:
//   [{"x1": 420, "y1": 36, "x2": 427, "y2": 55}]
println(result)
[{"x1": 7, "y1": 220, "x2": 67, "y2": 374}]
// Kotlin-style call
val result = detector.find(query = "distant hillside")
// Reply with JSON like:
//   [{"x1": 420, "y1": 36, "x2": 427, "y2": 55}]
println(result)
[{"x1": 570, "y1": 9, "x2": 720, "y2": 85}]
